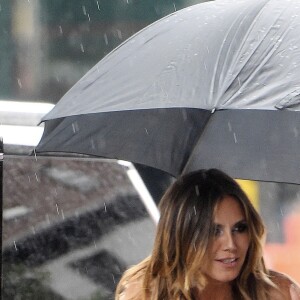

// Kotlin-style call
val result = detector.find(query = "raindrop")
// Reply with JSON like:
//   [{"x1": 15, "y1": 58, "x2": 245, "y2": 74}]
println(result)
[
  {"x1": 104, "y1": 33, "x2": 108, "y2": 45},
  {"x1": 33, "y1": 148, "x2": 37, "y2": 161},
  {"x1": 31, "y1": 226, "x2": 36, "y2": 234},
  {"x1": 280, "y1": 207, "x2": 284, "y2": 217},
  {"x1": 59, "y1": 25, "x2": 63, "y2": 35},
  {"x1": 116, "y1": 29, "x2": 123, "y2": 40},
  {"x1": 94, "y1": 240, "x2": 97, "y2": 249},
  {"x1": 87, "y1": 13, "x2": 91, "y2": 22},
  {"x1": 233, "y1": 132, "x2": 237, "y2": 143},
  {"x1": 17, "y1": 78, "x2": 22, "y2": 88},
  {"x1": 145, "y1": 128, "x2": 149, "y2": 135},
  {"x1": 227, "y1": 122, "x2": 232, "y2": 132},
  {"x1": 193, "y1": 205, "x2": 196, "y2": 216},
  {"x1": 195, "y1": 185, "x2": 200, "y2": 196},
  {"x1": 56, "y1": 203, "x2": 60, "y2": 215},
  {"x1": 104, "y1": 202, "x2": 107, "y2": 212},
  {"x1": 13, "y1": 241, "x2": 18, "y2": 251},
  {"x1": 112, "y1": 274, "x2": 116, "y2": 284},
  {"x1": 82, "y1": 5, "x2": 87, "y2": 15},
  {"x1": 193, "y1": 242, "x2": 196, "y2": 251},
  {"x1": 293, "y1": 127, "x2": 298, "y2": 138},
  {"x1": 173, "y1": 2, "x2": 177, "y2": 11},
  {"x1": 206, "y1": 46, "x2": 210, "y2": 54},
  {"x1": 211, "y1": 108, "x2": 216, "y2": 113},
  {"x1": 72, "y1": 122, "x2": 79, "y2": 133},
  {"x1": 61, "y1": 209, "x2": 65, "y2": 220},
  {"x1": 35, "y1": 173, "x2": 39, "y2": 182},
  {"x1": 204, "y1": 62, "x2": 207, "y2": 71},
  {"x1": 80, "y1": 43, "x2": 85, "y2": 52},
  {"x1": 27, "y1": 175, "x2": 31, "y2": 183},
  {"x1": 96, "y1": 1, "x2": 100, "y2": 10},
  {"x1": 237, "y1": 76, "x2": 241, "y2": 87},
  {"x1": 46, "y1": 214, "x2": 51, "y2": 225}
]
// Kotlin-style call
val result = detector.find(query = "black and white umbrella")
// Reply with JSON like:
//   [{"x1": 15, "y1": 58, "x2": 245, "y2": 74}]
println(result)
[{"x1": 36, "y1": 0, "x2": 300, "y2": 184}]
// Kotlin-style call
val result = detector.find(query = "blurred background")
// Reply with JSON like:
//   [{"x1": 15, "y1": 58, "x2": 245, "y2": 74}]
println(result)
[{"x1": 0, "y1": 0, "x2": 300, "y2": 299}]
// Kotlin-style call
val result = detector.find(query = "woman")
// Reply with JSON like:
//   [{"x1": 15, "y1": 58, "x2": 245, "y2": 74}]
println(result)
[{"x1": 115, "y1": 169, "x2": 300, "y2": 300}]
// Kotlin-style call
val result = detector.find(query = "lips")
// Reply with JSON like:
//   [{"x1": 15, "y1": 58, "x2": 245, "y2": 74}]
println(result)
[
  {"x1": 215, "y1": 257, "x2": 239, "y2": 267},
  {"x1": 218, "y1": 258, "x2": 238, "y2": 264}
]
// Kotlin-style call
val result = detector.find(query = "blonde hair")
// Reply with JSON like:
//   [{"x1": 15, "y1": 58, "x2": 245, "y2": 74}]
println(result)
[{"x1": 116, "y1": 169, "x2": 276, "y2": 300}]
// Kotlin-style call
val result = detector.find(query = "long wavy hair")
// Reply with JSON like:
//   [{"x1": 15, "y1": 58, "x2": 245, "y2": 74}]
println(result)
[{"x1": 115, "y1": 169, "x2": 275, "y2": 300}]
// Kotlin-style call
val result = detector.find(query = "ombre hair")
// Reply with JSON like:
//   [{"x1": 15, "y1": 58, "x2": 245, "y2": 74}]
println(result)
[{"x1": 115, "y1": 169, "x2": 275, "y2": 300}]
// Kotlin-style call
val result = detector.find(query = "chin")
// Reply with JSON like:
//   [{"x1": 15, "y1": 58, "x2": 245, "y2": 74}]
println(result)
[
  {"x1": 208, "y1": 271, "x2": 240, "y2": 283},
  {"x1": 217, "y1": 274, "x2": 239, "y2": 282}
]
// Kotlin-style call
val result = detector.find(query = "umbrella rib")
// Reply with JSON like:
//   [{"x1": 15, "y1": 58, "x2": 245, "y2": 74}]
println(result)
[
  {"x1": 212, "y1": 0, "x2": 276, "y2": 105},
  {"x1": 221, "y1": 1, "x2": 294, "y2": 107},
  {"x1": 208, "y1": 1, "x2": 268, "y2": 104}
]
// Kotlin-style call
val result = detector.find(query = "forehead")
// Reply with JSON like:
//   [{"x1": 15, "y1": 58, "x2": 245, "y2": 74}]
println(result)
[{"x1": 214, "y1": 196, "x2": 245, "y2": 224}]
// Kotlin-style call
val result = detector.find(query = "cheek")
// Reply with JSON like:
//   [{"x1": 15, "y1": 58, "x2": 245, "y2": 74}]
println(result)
[
  {"x1": 208, "y1": 240, "x2": 219, "y2": 256},
  {"x1": 202, "y1": 244, "x2": 216, "y2": 272},
  {"x1": 238, "y1": 235, "x2": 250, "y2": 253}
]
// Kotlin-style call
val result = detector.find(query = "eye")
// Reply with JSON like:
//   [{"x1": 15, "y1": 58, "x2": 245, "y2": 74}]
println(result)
[
  {"x1": 233, "y1": 222, "x2": 248, "y2": 233},
  {"x1": 213, "y1": 225, "x2": 223, "y2": 237}
]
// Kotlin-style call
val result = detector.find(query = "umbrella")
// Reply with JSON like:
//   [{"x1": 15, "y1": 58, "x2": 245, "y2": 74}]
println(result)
[{"x1": 36, "y1": 0, "x2": 300, "y2": 184}]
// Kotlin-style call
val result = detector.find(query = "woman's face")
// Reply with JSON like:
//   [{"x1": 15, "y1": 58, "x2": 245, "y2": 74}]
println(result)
[{"x1": 203, "y1": 196, "x2": 250, "y2": 283}]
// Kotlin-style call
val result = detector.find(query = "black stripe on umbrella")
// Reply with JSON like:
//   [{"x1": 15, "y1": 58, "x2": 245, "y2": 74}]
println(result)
[
  {"x1": 36, "y1": 108, "x2": 300, "y2": 184},
  {"x1": 184, "y1": 109, "x2": 300, "y2": 184},
  {"x1": 36, "y1": 108, "x2": 211, "y2": 177}
]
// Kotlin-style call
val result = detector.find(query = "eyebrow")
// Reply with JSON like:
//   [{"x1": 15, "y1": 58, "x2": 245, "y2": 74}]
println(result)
[{"x1": 213, "y1": 219, "x2": 247, "y2": 227}]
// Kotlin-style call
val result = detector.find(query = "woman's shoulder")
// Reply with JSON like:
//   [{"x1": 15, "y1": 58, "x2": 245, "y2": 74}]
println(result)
[
  {"x1": 115, "y1": 260, "x2": 149, "y2": 300},
  {"x1": 117, "y1": 276, "x2": 144, "y2": 300},
  {"x1": 269, "y1": 269, "x2": 297, "y2": 284},
  {"x1": 268, "y1": 270, "x2": 300, "y2": 300}
]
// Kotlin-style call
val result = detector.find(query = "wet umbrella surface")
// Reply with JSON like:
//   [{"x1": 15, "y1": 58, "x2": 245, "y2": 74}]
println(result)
[{"x1": 36, "y1": 0, "x2": 300, "y2": 184}]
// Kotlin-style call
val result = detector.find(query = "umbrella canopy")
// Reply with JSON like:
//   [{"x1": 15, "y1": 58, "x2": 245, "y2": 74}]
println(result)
[{"x1": 36, "y1": 0, "x2": 300, "y2": 184}]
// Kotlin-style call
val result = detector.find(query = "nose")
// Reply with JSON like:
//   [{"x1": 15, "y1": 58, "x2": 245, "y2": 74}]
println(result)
[{"x1": 223, "y1": 231, "x2": 237, "y2": 252}]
